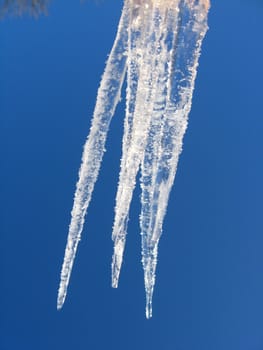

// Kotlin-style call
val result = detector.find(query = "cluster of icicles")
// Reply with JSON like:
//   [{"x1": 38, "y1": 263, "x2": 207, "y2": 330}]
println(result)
[{"x1": 57, "y1": 0, "x2": 210, "y2": 318}]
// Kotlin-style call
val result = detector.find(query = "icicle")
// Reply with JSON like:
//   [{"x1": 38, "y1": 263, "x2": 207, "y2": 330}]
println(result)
[
  {"x1": 140, "y1": 0, "x2": 209, "y2": 318},
  {"x1": 57, "y1": 3, "x2": 129, "y2": 310},
  {"x1": 112, "y1": 2, "x2": 162, "y2": 288},
  {"x1": 58, "y1": 0, "x2": 210, "y2": 318},
  {"x1": 140, "y1": 3, "x2": 180, "y2": 318}
]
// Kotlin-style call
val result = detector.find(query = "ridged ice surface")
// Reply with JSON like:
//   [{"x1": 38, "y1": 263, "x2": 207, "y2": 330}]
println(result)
[
  {"x1": 58, "y1": 0, "x2": 210, "y2": 318},
  {"x1": 57, "y1": 3, "x2": 129, "y2": 310}
]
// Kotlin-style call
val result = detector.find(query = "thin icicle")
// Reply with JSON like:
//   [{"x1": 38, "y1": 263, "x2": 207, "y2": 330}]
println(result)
[
  {"x1": 57, "y1": 3, "x2": 129, "y2": 310},
  {"x1": 140, "y1": 0, "x2": 209, "y2": 318},
  {"x1": 112, "y1": 3, "x2": 166, "y2": 288},
  {"x1": 111, "y1": 1, "x2": 146, "y2": 287},
  {"x1": 140, "y1": 4, "x2": 180, "y2": 318}
]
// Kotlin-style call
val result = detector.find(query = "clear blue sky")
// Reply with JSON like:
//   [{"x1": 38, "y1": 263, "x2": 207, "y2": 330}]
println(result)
[{"x1": 1, "y1": 1, "x2": 263, "y2": 349}]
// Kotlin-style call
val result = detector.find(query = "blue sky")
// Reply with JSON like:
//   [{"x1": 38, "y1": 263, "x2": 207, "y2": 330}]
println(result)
[{"x1": 1, "y1": 1, "x2": 263, "y2": 349}]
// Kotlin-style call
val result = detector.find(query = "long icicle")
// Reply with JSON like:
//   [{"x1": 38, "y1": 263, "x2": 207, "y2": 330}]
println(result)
[
  {"x1": 111, "y1": 0, "x2": 147, "y2": 287},
  {"x1": 112, "y1": 2, "x2": 166, "y2": 288},
  {"x1": 140, "y1": 2, "x2": 180, "y2": 319},
  {"x1": 140, "y1": 0, "x2": 210, "y2": 318},
  {"x1": 57, "y1": 3, "x2": 129, "y2": 310}
]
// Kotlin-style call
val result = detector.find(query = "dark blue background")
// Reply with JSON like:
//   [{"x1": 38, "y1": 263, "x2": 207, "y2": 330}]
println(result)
[{"x1": 1, "y1": 1, "x2": 263, "y2": 349}]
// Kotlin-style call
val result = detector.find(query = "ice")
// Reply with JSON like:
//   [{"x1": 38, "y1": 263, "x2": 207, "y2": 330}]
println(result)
[{"x1": 58, "y1": 0, "x2": 210, "y2": 318}]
